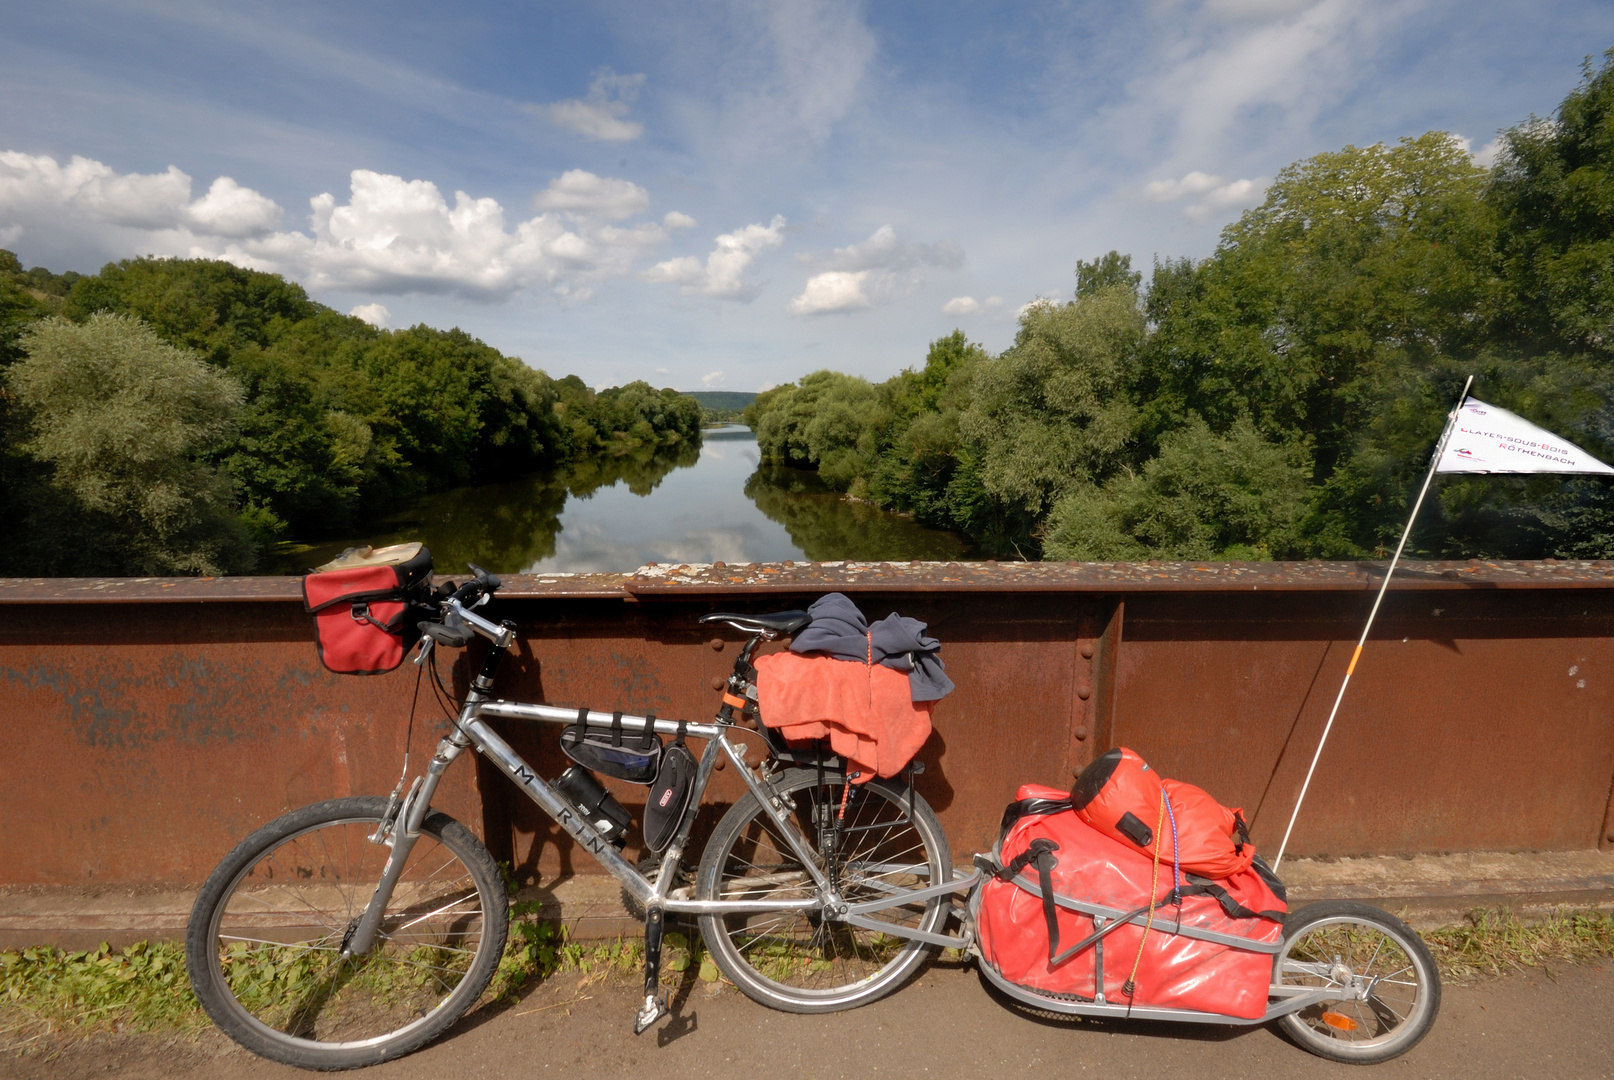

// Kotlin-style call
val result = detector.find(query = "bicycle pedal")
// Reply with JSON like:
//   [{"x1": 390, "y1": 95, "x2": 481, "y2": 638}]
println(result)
[{"x1": 631, "y1": 993, "x2": 669, "y2": 1036}]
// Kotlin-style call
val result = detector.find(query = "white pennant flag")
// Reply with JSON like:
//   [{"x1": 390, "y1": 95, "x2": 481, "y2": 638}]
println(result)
[{"x1": 1436, "y1": 397, "x2": 1614, "y2": 475}]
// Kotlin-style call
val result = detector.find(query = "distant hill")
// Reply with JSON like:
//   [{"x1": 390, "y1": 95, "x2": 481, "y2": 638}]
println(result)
[
  {"x1": 687, "y1": 391, "x2": 757, "y2": 410},
  {"x1": 687, "y1": 391, "x2": 757, "y2": 423}
]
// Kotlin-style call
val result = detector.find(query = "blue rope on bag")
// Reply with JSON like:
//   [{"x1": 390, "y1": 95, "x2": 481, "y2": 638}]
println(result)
[
  {"x1": 1161, "y1": 789, "x2": 1182, "y2": 934},
  {"x1": 1162, "y1": 789, "x2": 1181, "y2": 900}
]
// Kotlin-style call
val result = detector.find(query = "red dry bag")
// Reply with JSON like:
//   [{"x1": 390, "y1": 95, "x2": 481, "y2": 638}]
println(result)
[
  {"x1": 1073, "y1": 747, "x2": 1256, "y2": 879},
  {"x1": 977, "y1": 785, "x2": 1287, "y2": 1019}
]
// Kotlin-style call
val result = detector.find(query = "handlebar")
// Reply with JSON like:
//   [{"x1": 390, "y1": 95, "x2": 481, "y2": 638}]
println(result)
[{"x1": 415, "y1": 564, "x2": 510, "y2": 657}]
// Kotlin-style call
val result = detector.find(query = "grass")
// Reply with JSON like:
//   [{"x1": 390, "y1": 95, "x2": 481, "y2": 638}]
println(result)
[
  {"x1": 0, "y1": 903, "x2": 720, "y2": 1054},
  {"x1": 0, "y1": 941, "x2": 205, "y2": 1052},
  {"x1": 1424, "y1": 907, "x2": 1614, "y2": 980},
  {"x1": 3, "y1": 905, "x2": 1609, "y2": 1052}
]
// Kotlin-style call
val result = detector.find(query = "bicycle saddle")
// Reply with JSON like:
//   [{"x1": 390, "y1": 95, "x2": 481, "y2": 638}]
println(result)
[{"x1": 699, "y1": 610, "x2": 811, "y2": 635}]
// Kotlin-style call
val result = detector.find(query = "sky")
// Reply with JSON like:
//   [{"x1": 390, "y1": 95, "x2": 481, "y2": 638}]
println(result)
[{"x1": 1, "y1": 1, "x2": 1610, "y2": 393}]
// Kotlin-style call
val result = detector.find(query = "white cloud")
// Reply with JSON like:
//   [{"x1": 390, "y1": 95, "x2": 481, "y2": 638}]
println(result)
[
  {"x1": 790, "y1": 270, "x2": 870, "y2": 315},
  {"x1": 1018, "y1": 296, "x2": 1059, "y2": 319},
  {"x1": 532, "y1": 170, "x2": 650, "y2": 220},
  {"x1": 804, "y1": 224, "x2": 962, "y2": 273},
  {"x1": 645, "y1": 0, "x2": 877, "y2": 161},
  {"x1": 1184, "y1": 177, "x2": 1267, "y2": 222},
  {"x1": 701, "y1": 369, "x2": 725, "y2": 387},
  {"x1": 1129, "y1": 0, "x2": 1392, "y2": 170},
  {"x1": 1141, "y1": 166, "x2": 1266, "y2": 223},
  {"x1": 944, "y1": 294, "x2": 1004, "y2": 316},
  {"x1": 791, "y1": 224, "x2": 962, "y2": 313},
  {"x1": 187, "y1": 176, "x2": 284, "y2": 236},
  {"x1": 1461, "y1": 134, "x2": 1507, "y2": 169},
  {"x1": 1142, "y1": 171, "x2": 1225, "y2": 202},
  {"x1": 0, "y1": 153, "x2": 682, "y2": 301},
  {"x1": 643, "y1": 215, "x2": 786, "y2": 300},
  {"x1": 1202, "y1": 0, "x2": 1319, "y2": 21},
  {"x1": 532, "y1": 69, "x2": 646, "y2": 142},
  {"x1": 0, "y1": 151, "x2": 285, "y2": 239},
  {"x1": 272, "y1": 169, "x2": 668, "y2": 296},
  {"x1": 663, "y1": 210, "x2": 697, "y2": 230},
  {"x1": 349, "y1": 302, "x2": 390, "y2": 327}
]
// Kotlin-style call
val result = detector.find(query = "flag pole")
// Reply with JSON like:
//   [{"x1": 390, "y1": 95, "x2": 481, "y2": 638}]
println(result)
[{"x1": 1272, "y1": 374, "x2": 1474, "y2": 870}]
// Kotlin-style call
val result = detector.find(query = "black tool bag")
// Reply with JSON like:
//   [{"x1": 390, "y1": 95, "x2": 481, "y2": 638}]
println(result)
[
  {"x1": 642, "y1": 724, "x2": 696, "y2": 853},
  {"x1": 560, "y1": 709, "x2": 663, "y2": 784}
]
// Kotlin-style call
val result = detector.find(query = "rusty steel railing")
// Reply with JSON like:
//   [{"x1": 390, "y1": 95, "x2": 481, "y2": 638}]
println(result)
[{"x1": 3, "y1": 559, "x2": 1613, "y2": 888}]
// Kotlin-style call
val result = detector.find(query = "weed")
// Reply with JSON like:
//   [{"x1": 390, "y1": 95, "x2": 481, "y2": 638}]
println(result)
[
  {"x1": 9, "y1": 904, "x2": 1606, "y2": 1049},
  {"x1": 1424, "y1": 907, "x2": 1614, "y2": 980},
  {"x1": 490, "y1": 899, "x2": 563, "y2": 1000},
  {"x1": 0, "y1": 941, "x2": 205, "y2": 1050}
]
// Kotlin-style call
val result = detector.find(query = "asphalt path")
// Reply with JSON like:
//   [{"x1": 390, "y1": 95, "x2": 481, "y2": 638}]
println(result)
[{"x1": 7, "y1": 959, "x2": 1610, "y2": 1080}]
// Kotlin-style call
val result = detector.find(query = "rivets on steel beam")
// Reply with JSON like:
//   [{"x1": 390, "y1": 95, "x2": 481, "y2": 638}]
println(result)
[
  {"x1": 1074, "y1": 726, "x2": 1088, "y2": 741},
  {"x1": 1080, "y1": 643, "x2": 1095, "y2": 659},
  {"x1": 1076, "y1": 684, "x2": 1092, "y2": 700},
  {"x1": 710, "y1": 638, "x2": 725, "y2": 651},
  {"x1": 709, "y1": 676, "x2": 726, "y2": 691}
]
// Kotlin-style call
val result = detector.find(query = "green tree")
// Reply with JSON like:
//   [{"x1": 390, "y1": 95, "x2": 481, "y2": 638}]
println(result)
[
  {"x1": 6, "y1": 313, "x2": 255, "y2": 574},
  {"x1": 750, "y1": 371, "x2": 890, "y2": 492},
  {"x1": 1141, "y1": 134, "x2": 1495, "y2": 555},
  {"x1": 1044, "y1": 417, "x2": 1312, "y2": 560},
  {"x1": 865, "y1": 331, "x2": 990, "y2": 528},
  {"x1": 1489, "y1": 48, "x2": 1614, "y2": 357},
  {"x1": 1076, "y1": 250, "x2": 1142, "y2": 299},
  {"x1": 958, "y1": 283, "x2": 1144, "y2": 554}
]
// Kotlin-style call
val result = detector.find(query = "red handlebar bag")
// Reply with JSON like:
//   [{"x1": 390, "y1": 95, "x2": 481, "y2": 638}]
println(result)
[
  {"x1": 302, "y1": 543, "x2": 434, "y2": 675},
  {"x1": 1073, "y1": 747, "x2": 1256, "y2": 879}
]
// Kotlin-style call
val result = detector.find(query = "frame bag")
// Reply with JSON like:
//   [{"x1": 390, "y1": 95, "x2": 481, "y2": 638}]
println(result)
[
  {"x1": 302, "y1": 543, "x2": 434, "y2": 675},
  {"x1": 560, "y1": 709, "x2": 664, "y2": 784},
  {"x1": 641, "y1": 725, "x2": 696, "y2": 853}
]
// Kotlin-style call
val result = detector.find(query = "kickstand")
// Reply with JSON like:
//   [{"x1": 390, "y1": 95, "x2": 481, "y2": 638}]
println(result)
[{"x1": 632, "y1": 906, "x2": 670, "y2": 1036}]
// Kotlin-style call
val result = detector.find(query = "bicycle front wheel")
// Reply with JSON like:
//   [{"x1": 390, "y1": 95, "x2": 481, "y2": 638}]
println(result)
[
  {"x1": 696, "y1": 769, "x2": 951, "y2": 1013},
  {"x1": 185, "y1": 797, "x2": 508, "y2": 1070}
]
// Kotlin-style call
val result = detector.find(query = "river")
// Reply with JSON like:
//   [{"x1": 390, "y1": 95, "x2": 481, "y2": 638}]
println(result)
[{"x1": 266, "y1": 426, "x2": 977, "y2": 574}]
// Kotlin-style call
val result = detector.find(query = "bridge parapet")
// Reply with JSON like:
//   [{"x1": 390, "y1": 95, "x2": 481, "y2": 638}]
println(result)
[{"x1": 3, "y1": 560, "x2": 1612, "y2": 893}]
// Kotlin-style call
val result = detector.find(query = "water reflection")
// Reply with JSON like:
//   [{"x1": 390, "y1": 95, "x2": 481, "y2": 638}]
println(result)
[
  {"x1": 267, "y1": 426, "x2": 974, "y2": 574},
  {"x1": 745, "y1": 465, "x2": 978, "y2": 561}
]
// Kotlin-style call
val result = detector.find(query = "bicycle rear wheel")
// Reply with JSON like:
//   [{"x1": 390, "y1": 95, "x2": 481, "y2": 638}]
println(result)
[
  {"x1": 696, "y1": 769, "x2": 950, "y2": 1013},
  {"x1": 185, "y1": 797, "x2": 507, "y2": 1070}
]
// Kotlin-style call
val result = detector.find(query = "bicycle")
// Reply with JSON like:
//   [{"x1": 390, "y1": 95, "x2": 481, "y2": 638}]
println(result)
[{"x1": 185, "y1": 566, "x2": 1439, "y2": 1069}]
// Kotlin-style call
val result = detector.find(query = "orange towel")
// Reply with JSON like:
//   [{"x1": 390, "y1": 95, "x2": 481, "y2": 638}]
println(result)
[{"x1": 753, "y1": 651, "x2": 933, "y2": 782}]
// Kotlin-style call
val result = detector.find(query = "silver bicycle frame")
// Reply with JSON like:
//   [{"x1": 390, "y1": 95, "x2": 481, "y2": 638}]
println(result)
[
  {"x1": 345, "y1": 596, "x2": 976, "y2": 957},
  {"x1": 466, "y1": 699, "x2": 828, "y2": 917}
]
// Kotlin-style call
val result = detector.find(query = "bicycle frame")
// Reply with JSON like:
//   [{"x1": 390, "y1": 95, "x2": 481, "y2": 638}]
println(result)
[{"x1": 346, "y1": 599, "x2": 976, "y2": 978}]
